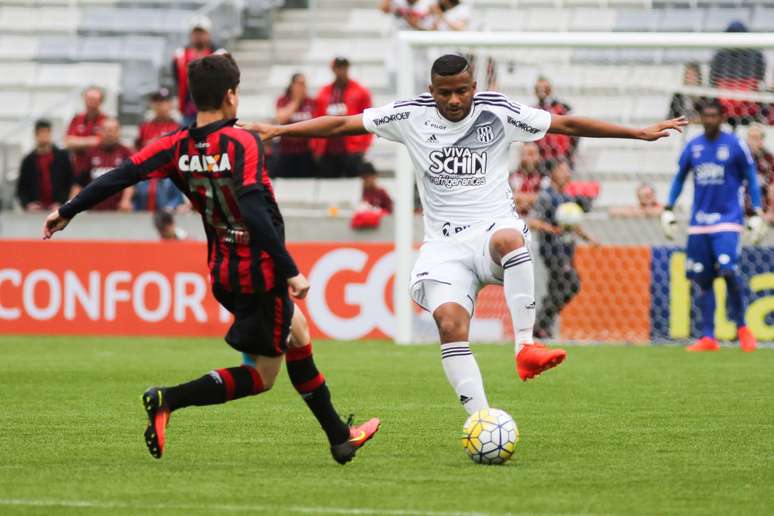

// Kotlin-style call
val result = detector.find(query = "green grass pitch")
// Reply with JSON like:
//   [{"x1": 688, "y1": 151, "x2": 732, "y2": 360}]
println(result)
[{"x1": 1, "y1": 337, "x2": 773, "y2": 516}]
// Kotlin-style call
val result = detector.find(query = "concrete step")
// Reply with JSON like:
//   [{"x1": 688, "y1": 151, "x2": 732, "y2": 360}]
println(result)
[
  {"x1": 273, "y1": 21, "x2": 382, "y2": 39},
  {"x1": 277, "y1": 8, "x2": 345, "y2": 23}
]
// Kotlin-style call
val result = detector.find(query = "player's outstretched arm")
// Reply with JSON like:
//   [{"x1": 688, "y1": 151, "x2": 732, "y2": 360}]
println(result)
[
  {"x1": 548, "y1": 114, "x2": 686, "y2": 141},
  {"x1": 238, "y1": 115, "x2": 369, "y2": 141},
  {"x1": 42, "y1": 164, "x2": 141, "y2": 239}
]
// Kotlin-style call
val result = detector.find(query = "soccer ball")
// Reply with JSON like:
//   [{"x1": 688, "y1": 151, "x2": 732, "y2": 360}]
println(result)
[
  {"x1": 461, "y1": 408, "x2": 519, "y2": 465},
  {"x1": 555, "y1": 202, "x2": 584, "y2": 228}
]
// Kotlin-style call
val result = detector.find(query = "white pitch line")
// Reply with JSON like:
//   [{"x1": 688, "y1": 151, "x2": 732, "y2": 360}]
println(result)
[{"x1": 0, "y1": 499, "x2": 612, "y2": 516}]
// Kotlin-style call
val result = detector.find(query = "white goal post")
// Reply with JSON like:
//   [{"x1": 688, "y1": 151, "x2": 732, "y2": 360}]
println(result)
[{"x1": 393, "y1": 31, "x2": 774, "y2": 345}]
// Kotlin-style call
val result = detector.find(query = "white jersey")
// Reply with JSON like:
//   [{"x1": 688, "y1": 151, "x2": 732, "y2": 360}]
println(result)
[{"x1": 362, "y1": 91, "x2": 552, "y2": 241}]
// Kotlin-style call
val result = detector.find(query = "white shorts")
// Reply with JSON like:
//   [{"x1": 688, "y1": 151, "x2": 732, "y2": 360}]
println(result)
[{"x1": 410, "y1": 217, "x2": 531, "y2": 316}]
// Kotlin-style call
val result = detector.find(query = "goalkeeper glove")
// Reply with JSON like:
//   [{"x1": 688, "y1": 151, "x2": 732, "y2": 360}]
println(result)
[
  {"x1": 746, "y1": 209, "x2": 767, "y2": 245},
  {"x1": 661, "y1": 207, "x2": 677, "y2": 240}
]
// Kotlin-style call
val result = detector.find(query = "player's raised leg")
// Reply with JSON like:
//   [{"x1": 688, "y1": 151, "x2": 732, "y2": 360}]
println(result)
[
  {"x1": 285, "y1": 306, "x2": 380, "y2": 464},
  {"x1": 488, "y1": 228, "x2": 566, "y2": 380},
  {"x1": 142, "y1": 354, "x2": 280, "y2": 459}
]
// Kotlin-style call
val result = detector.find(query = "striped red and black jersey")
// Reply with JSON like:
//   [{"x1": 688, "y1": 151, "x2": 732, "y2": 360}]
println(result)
[{"x1": 60, "y1": 118, "x2": 298, "y2": 294}]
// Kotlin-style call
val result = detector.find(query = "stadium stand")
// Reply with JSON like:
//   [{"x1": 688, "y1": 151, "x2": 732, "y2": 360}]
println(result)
[{"x1": 3, "y1": 0, "x2": 774, "y2": 213}]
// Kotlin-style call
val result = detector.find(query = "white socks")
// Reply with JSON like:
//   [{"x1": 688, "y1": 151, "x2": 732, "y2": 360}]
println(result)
[
  {"x1": 441, "y1": 342, "x2": 489, "y2": 415},
  {"x1": 501, "y1": 247, "x2": 536, "y2": 354}
]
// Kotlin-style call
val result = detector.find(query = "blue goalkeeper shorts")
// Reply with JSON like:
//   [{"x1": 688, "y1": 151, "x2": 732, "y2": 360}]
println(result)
[{"x1": 685, "y1": 231, "x2": 740, "y2": 283}]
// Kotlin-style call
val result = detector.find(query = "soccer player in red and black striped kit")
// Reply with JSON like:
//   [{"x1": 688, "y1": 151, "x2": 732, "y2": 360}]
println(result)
[{"x1": 42, "y1": 53, "x2": 380, "y2": 464}]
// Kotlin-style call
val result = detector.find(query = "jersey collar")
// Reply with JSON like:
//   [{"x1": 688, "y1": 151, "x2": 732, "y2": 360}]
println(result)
[
  {"x1": 188, "y1": 118, "x2": 237, "y2": 139},
  {"x1": 434, "y1": 103, "x2": 477, "y2": 127}
]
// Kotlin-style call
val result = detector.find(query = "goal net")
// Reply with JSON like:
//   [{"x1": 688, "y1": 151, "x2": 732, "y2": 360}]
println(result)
[{"x1": 393, "y1": 32, "x2": 774, "y2": 345}]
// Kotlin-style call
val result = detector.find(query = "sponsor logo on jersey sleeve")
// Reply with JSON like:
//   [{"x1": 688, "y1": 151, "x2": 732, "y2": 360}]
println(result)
[
  {"x1": 372, "y1": 111, "x2": 410, "y2": 126},
  {"x1": 507, "y1": 116, "x2": 540, "y2": 134}
]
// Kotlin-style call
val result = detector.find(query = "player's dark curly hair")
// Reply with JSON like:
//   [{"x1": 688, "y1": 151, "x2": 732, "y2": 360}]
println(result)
[
  {"x1": 431, "y1": 54, "x2": 471, "y2": 78},
  {"x1": 188, "y1": 53, "x2": 241, "y2": 111}
]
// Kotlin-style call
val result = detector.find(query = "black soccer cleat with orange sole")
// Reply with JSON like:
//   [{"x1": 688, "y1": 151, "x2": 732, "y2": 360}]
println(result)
[{"x1": 142, "y1": 387, "x2": 170, "y2": 459}]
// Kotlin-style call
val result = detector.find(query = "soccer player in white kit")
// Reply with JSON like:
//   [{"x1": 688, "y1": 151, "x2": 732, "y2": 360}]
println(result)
[{"x1": 243, "y1": 55, "x2": 686, "y2": 415}]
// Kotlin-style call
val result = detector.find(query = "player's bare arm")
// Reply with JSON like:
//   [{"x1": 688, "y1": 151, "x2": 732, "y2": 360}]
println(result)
[
  {"x1": 238, "y1": 114, "x2": 368, "y2": 141},
  {"x1": 549, "y1": 114, "x2": 687, "y2": 141}
]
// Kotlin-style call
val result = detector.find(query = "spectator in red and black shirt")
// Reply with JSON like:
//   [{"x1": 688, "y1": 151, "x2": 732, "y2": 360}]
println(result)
[
  {"x1": 172, "y1": 16, "x2": 219, "y2": 127},
  {"x1": 360, "y1": 162, "x2": 393, "y2": 213},
  {"x1": 315, "y1": 57, "x2": 373, "y2": 178},
  {"x1": 534, "y1": 77, "x2": 577, "y2": 162},
  {"x1": 65, "y1": 86, "x2": 106, "y2": 180},
  {"x1": 75, "y1": 117, "x2": 133, "y2": 211},
  {"x1": 273, "y1": 73, "x2": 317, "y2": 178},
  {"x1": 17, "y1": 119, "x2": 73, "y2": 211},
  {"x1": 509, "y1": 142, "x2": 546, "y2": 216},
  {"x1": 44, "y1": 53, "x2": 378, "y2": 464},
  {"x1": 133, "y1": 88, "x2": 185, "y2": 211}
]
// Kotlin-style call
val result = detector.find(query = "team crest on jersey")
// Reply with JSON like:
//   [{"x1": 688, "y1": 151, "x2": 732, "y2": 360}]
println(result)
[
  {"x1": 716, "y1": 145, "x2": 730, "y2": 161},
  {"x1": 476, "y1": 125, "x2": 494, "y2": 143},
  {"x1": 692, "y1": 144, "x2": 704, "y2": 159},
  {"x1": 178, "y1": 153, "x2": 232, "y2": 173}
]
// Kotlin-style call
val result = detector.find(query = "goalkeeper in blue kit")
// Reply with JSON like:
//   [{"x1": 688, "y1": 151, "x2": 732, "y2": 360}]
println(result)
[{"x1": 661, "y1": 100, "x2": 767, "y2": 351}]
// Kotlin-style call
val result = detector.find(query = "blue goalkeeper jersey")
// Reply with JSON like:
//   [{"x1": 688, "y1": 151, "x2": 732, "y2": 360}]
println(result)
[{"x1": 668, "y1": 131, "x2": 761, "y2": 233}]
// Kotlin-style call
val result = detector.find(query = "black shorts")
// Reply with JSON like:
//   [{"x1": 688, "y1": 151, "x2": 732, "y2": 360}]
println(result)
[{"x1": 212, "y1": 285, "x2": 294, "y2": 357}]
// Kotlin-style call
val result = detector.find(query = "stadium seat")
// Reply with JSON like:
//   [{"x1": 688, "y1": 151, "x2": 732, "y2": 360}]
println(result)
[
  {"x1": 0, "y1": 62, "x2": 36, "y2": 88},
  {"x1": 658, "y1": 8, "x2": 704, "y2": 32},
  {"x1": 272, "y1": 179, "x2": 320, "y2": 204},
  {"x1": 613, "y1": 8, "x2": 661, "y2": 32},
  {"x1": 750, "y1": 7, "x2": 774, "y2": 32},
  {"x1": 483, "y1": 9, "x2": 527, "y2": 31},
  {"x1": 0, "y1": 90, "x2": 31, "y2": 120},
  {"x1": 662, "y1": 48, "x2": 713, "y2": 64},
  {"x1": 78, "y1": 36, "x2": 123, "y2": 61},
  {"x1": 569, "y1": 8, "x2": 617, "y2": 32},
  {"x1": 317, "y1": 178, "x2": 361, "y2": 206},
  {"x1": 526, "y1": 9, "x2": 571, "y2": 31},
  {"x1": 121, "y1": 36, "x2": 166, "y2": 67},
  {"x1": 0, "y1": 35, "x2": 39, "y2": 61},
  {"x1": 235, "y1": 94, "x2": 275, "y2": 120},
  {"x1": 37, "y1": 36, "x2": 78, "y2": 62},
  {"x1": 702, "y1": 8, "x2": 751, "y2": 32}
]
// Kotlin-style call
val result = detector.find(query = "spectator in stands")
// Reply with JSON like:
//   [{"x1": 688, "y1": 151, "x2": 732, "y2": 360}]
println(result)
[
  {"x1": 274, "y1": 73, "x2": 317, "y2": 178},
  {"x1": 360, "y1": 162, "x2": 393, "y2": 214},
  {"x1": 530, "y1": 159, "x2": 598, "y2": 339},
  {"x1": 17, "y1": 119, "x2": 74, "y2": 212},
  {"x1": 154, "y1": 210, "x2": 188, "y2": 241},
  {"x1": 315, "y1": 57, "x2": 373, "y2": 177},
  {"x1": 74, "y1": 117, "x2": 133, "y2": 211},
  {"x1": 765, "y1": 184, "x2": 774, "y2": 224},
  {"x1": 609, "y1": 183, "x2": 664, "y2": 218},
  {"x1": 132, "y1": 89, "x2": 185, "y2": 212},
  {"x1": 65, "y1": 86, "x2": 106, "y2": 181},
  {"x1": 427, "y1": 0, "x2": 471, "y2": 31},
  {"x1": 746, "y1": 124, "x2": 774, "y2": 214},
  {"x1": 173, "y1": 16, "x2": 218, "y2": 126},
  {"x1": 710, "y1": 21, "x2": 766, "y2": 126},
  {"x1": 380, "y1": 0, "x2": 433, "y2": 30},
  {"x1": 509, "y1": 142, "x2": 545, "y2": 216},
  {"x1": 668, "y1": 63, "x2": 706, "y2": 123},
  {"x1": 534, "y1": 77, "x2": 576, "y2": 162}
]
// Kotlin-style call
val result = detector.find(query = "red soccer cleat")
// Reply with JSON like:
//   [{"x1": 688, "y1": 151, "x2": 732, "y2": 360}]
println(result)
[
  {"x1": 686, "y1": 337, "x2": 719, "y2": 352},
  {"x1": 738, "y1": 326, "x2": 757, "y2": 353},
  {"x1": 516, "y1": 343, "x2": 567, "y2": 381},
  {"x1": 330, "y1": 416, "x2": 381, "y2": 465}
]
